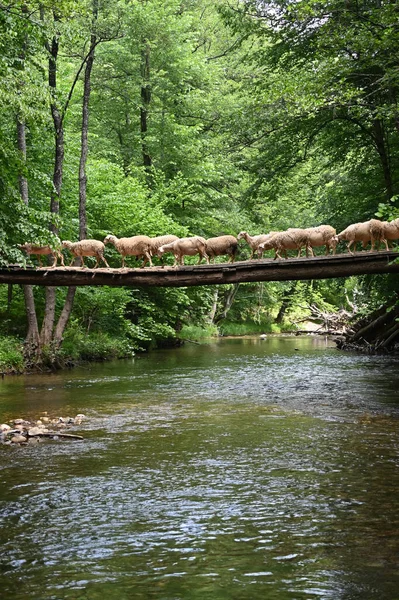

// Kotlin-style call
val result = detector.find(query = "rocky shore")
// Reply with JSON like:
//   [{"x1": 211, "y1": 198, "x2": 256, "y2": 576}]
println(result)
[{"x1": 0, "y1": 413, "x2": 85, "y2": 445}]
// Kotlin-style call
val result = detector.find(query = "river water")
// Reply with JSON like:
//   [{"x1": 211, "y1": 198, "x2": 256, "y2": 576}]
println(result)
[{"x1": 1, "y1": 335, "x2": 399, "y2": 600}]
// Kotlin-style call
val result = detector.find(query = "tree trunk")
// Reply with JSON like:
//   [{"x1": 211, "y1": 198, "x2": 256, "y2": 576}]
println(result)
[
  {"x1": 214, "y1": 284, "x2": 240, "y2": 324},
  {"x1": 372, "y1": 118, "x2": 394, "y2": 200},
  {"x1": 276, "y1": 282, "x2": 296, "y2": 324},
  {"x1": 207, "y1": 288, "x2": 219, "y2": 324},
  {"x1": 79, "y1": 0, "x2": 97, "y2": 240},
  {"x1": 40, "y1": 29, "x2": 62, "y2": 348},
  {"x1": 16, "y1": 9, "x2": 40, "y2": 349},
  {"x1": 54, "y1": 1, "x2": 99, "y2": 348},
  {"x1": 140, "y1": 41, "x2": 152, "y2": 171}
]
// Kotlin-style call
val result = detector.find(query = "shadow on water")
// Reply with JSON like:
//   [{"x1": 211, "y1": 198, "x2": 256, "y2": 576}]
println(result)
[{"x1": 1, "y1": 335, "x2": 399, "y2": 599}]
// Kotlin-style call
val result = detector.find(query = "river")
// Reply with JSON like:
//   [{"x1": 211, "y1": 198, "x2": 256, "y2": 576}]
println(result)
[{"x1": 1, "y1": 335, "x2": 399, "y2": 600}]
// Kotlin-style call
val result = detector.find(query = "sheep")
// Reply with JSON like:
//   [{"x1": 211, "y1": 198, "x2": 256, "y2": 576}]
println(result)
[
  {"x1": 148, "y1": 235, "x2": 179, "y2": 264},
  {"x1": 303, "y1": 225, "x2": 338, "y2": 256},
  {"x1": 18, "y1": 242, "x2": 65, "y2": 268},
  {"x1": 205, "y1": 235, "x2": 238, "y2": 263},
  {"x1": 103, "y1": 234, "x2": 153, "y2": 268},
  {"x1": 62, "y1": 239, "x2": 110, "y2": 268},
  {"x1": 381, "y1": 218, "x2": 399, "y2": 249},
  {"x1": 237, "y1": 231, "x2": 274, "y2": 259},
  {"x1": 258, "y1": 229, "x2": 309, "y2": 260},
  {"x1": 337, "y1": 219, "x2": 386, "y2": 253},
  {"x1": 158, "y1": 236, "x2": 209, "y2": 266}
]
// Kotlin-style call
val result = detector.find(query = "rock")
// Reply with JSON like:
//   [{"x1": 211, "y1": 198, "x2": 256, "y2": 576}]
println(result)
[
  {"x1": 14, "y1": 424, "x2": 24, "y2": 432},
  {"x1": 58, "y1": 417, "x2": 65, "y2": 423},
  {"x1": 11, "y1": 435, "x2": 27, "y2": 443},
  {"x1": 13, "y1": 419, "x2": 24, "y2": 425},
  {"x1": 28, "y1": 427, "x2": 43, "y2": 436},
  {"x1": 0, "y1": 424, "x2": 11, "y2": 432},
  {"x1": 41, "y1": 417, "x2": 49, "y2": 424},
  {"x1": 56, "y1": 422, "x2": 67, "y2": 429},
  {"x1": 67, "y1": 417, "x2": 75, "y2": 424},
  {"x1": 36, "y1": 420, "x2": 43, "y2": 426}
]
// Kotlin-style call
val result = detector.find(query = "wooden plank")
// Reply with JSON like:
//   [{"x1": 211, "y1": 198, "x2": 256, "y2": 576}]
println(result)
[{"x1": 0, "y1": 251, "x2": 398, "y2": 288}]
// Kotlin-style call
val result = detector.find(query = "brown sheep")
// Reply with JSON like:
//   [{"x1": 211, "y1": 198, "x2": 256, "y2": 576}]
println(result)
[
  {"x1": 158, "y1": 236, "x2": 209, "y2": 266},
  {"x1": 381, "y1": 218, "x2": 399, "y2": 249},
  {"x1": 18, "y1": 243, "x2": 65, "y2": 268},
  {"x1": 205, "y1": 235, "x2": 238, "y2": 263},
  {"x1": 62, "y1": 240, "x2": 110, "y2": 268},
  {"x1": 304, "y1": 225, "x2": 338, "y2": 256},
  {"x1": 337, "y1": 219, "x2": 386, "y2": 253},
  {"x1": 237, "y1": 231, "x2": 273, "y2": 259},
  {"x1": 258, "y1": 229, "x2": 309, "y2": 260},
  {"x1": 103, "y1": 234, "x2": 153, "y2": 268}
]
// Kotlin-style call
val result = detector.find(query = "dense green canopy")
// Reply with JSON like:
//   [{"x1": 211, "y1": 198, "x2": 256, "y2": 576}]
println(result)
[{"x1": 0, "y1": 0, "x2": 398, "y2": 369}]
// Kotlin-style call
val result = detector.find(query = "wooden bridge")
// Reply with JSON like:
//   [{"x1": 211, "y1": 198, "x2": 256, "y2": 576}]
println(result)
[{"x1": 0, "y1": 251, "x2": 398, "y2": 288}]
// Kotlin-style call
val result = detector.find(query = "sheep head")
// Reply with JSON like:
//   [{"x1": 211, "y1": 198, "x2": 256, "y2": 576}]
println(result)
[
  {"x1": 237, "y1": 231, "x2": 247, "y2": 241},
  {"x1": 61, "y1": 240, "x2": 73, "y2": 249},
  {"x1": 103, "y1": 234, "x2": 116, "y2": 245}
]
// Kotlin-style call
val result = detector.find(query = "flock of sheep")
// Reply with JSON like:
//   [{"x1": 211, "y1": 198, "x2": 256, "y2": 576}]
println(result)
[{"x1": 18, "y1": 217, "x2": 399, "y2": 269}]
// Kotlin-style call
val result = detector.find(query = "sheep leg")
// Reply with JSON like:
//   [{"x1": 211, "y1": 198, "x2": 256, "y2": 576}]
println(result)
[
  {"x1": 101, "y1": 254, "x2": 110, "y2": 268},
  {"x1": 347, "y1": 240, "x2": 354, "y2": 254}
]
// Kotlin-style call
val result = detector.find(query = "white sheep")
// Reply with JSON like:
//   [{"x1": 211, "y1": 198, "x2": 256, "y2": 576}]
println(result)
[
  {"x1": 62, "y1": 239, "x2": 110, "y2": 268},
  {"x1": 237, "y1": 231, "x2": 273, "y2": 259},
  {"x1": 337, "y1": 219, "x2": 386, "y2": 253},
  {"x1": 18, "y1": 242, "x2": 65, "y2": 268},
  {"x1": 258, "y1": 229, "x2": 309, "y2": 260},
  {"x1": 103, "y1": 234, "x2": 153, "y2": 268},
  {"x1": 304, "y1": 225, "x2": 338, "y2": 256},
  {"x1": 205, "y1": 235, "x2": 238, "y2": 263},
  {"x1": 158, "y1": 236, "x2": 209, "y2": 266}
]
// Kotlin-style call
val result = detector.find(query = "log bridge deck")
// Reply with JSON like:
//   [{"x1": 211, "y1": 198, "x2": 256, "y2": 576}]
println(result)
[{"x1": 0, "y1": 251, "x2": 398, "y2": 288}]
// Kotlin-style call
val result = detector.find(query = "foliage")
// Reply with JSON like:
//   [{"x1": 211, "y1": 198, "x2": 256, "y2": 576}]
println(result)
[
  {"x1": 0, "y1": 0, "x2": 398, "y2": 368},
  {"x1": 0, "y1": 336, "x2": 24, "y2": 373}
]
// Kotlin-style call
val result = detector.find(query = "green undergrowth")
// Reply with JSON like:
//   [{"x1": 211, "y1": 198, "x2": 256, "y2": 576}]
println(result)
[
  {"x1": 219, "y1": 320, "x2": 296, "y2": 336},
  {"x1": 60, "y1": 330, "x2": 135, "y2": 363},
  {"x1": 179, "y1": 324, "x2": 219, "y2": 340},
  {"x1": 0, "y1": 337, "x2": 25, "y2": 373}
]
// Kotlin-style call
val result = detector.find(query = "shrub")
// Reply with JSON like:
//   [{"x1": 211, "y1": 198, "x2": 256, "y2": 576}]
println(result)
[{"x1": 0, "y1": 337, "x2": 24, "y2": 373}]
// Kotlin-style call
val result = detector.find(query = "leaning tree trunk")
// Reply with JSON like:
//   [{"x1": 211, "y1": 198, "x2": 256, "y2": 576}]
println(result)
[
  {"x1": 214, "y1": 284, "x2": 240, "y2": 325},
  {"x1": 337, "y1": 296, "x2": 399, "y2": 353}
]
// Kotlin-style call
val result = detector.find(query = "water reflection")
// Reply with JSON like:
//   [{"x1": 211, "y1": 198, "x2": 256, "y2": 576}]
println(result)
[{"x1": 1, "y1": 336, "x2": 399, "y2": 599}]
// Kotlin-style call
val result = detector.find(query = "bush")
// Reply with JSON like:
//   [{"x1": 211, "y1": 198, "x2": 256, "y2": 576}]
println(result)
[
  {"x1": 0, "y1": 337, "x2": 24, "y2": 373},
  {"x1": 61, "y1": 330, "x2": 135, "y2": 363}
]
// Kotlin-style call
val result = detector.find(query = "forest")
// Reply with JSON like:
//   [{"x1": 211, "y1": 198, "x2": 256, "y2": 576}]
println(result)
[{"x1": 0, "y1": 0, "x2": 398, "y2": 372}]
